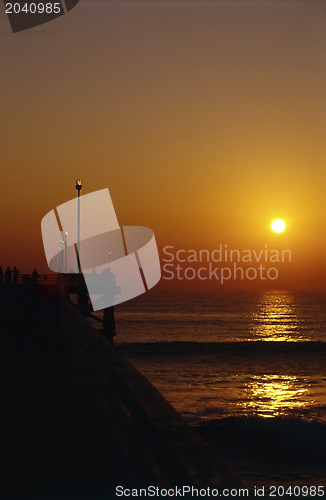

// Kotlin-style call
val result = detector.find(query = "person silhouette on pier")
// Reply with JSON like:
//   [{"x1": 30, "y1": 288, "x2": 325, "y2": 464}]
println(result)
[
  {"x1": 90, "y1": 267, "x2": 121, "y2": 344},
  {"x1": 12, "y1": 266, "x2": 19, "y2": 284},
  {"x1": 31, "y1": 268, "x2": 38, "y2": 284},
  {"x1": 4, "y1": 266, "x2": 12, "y2": 284},
  {"x1": 0, "y1": 266, "x2": 3, "y2": 284}
]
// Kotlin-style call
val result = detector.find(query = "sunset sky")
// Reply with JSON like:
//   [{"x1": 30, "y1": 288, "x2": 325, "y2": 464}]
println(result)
[{"x1": 1, "y1": 0, "x2": 326, "y2": 290}]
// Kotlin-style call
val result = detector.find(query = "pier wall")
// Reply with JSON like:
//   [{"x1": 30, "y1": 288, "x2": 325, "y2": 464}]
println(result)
[{"x1": 60, "y1": 295, "x2": 240, "y2": 490}]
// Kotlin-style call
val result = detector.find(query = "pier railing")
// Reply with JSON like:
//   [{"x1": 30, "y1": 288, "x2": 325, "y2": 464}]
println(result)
[
  {"x1": 0, "y1": 273, "x2": 58, "y2": 285},
  {"x1": 0, "y1": 273, "x2": 89, "y2": 286}
]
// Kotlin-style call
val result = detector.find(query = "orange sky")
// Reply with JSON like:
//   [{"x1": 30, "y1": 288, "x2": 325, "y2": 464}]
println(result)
[{"x1": 1, "y1": 1, "x2": 326, "y2": 290}]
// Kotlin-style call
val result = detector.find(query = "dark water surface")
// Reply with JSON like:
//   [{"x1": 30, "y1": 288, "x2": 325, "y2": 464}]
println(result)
[{"x1": 114, "y1": 290, "x2": 326, "y2": 488}]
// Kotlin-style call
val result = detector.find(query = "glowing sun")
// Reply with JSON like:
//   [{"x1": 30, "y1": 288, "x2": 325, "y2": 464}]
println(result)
[{"x1": 271, "y1": 219, "x2": 286, "y2": 233}]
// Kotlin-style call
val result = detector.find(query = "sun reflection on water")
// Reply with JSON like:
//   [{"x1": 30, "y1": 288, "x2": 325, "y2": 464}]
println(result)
[
  {"x1": 250, "y1": 291, "x2": 308, "y2": 341},
  {"x1": 241, "y1": 374, "x2": 309, "y2": 418},
  {"x1": 242, "y1": 292, "x2": 312, "y2": 417}
]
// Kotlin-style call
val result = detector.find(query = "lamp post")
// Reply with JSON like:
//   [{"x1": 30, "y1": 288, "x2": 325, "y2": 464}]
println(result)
[
  {"x1": 75, "y1": 179, "x2": 87, "y2": 313},
  {"x1": 75, "y1": 179, "x2": 82, "y2": 272}
]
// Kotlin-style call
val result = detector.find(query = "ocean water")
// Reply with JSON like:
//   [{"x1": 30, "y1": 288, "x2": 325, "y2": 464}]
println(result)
[
  {"x1": 114, "y1": 290, "x2": 326, "y2": 344},
  {"x1": 111, "y1": 290, "x2": 326, "y2": 487},
  {"x1": 114, "y1": 290, "x2": 326, "y2": 422}
]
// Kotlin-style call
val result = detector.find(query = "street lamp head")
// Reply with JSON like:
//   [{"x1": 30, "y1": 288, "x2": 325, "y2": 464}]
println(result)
[
  {"x1": 64, "y1": 231, "x2": 68, "y2": 237},
  {"x1": 75, "y1": 179, "x2": 83, "y2": 192}
]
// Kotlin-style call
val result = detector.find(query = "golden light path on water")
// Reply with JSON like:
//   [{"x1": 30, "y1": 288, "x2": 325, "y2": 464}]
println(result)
[
  {"x1": 241, "y1": 292, "x2": 311, "y2": 417},
  {"x1": 240, "y1": 375, "x2": 309, "y2": 418},
  {"x1": 250, "y1": 291, "x2": 308, "y2": 342}
]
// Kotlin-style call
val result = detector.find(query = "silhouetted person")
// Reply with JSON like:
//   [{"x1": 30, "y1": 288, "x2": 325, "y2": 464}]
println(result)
[
  {"x1": 31, "y1": 268, "x2": 38, "y2": 284},
  {"x1": 90, "y1": 267, "x2": 97, "y2": 286},
  {"x1": 4, "y1": 266, "x2": 12, "y2": 284},
  {"x1": 0, "y1": 266, "x2": 3, "y2": 284},
  {"x1": 90, "y1": 267, "x2": 121, "y2": 344},
  {"x1": 12, "y1": 266, "x2": 19, "y2": 284}
]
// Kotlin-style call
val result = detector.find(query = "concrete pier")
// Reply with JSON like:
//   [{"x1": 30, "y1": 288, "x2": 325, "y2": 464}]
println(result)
[{"x1": 0, "y1": 284, "x2": 241, "y2": 499}]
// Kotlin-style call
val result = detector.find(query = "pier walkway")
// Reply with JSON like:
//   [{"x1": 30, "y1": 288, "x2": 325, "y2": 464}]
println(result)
[{"x1": 0, "y1": 283, "x2": 240, "y2": 499}]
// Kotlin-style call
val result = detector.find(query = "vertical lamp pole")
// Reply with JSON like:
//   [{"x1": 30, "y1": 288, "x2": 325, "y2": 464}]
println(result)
[{"x1": 75, "y1": 179, "x2": 82, "y2": 272}]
